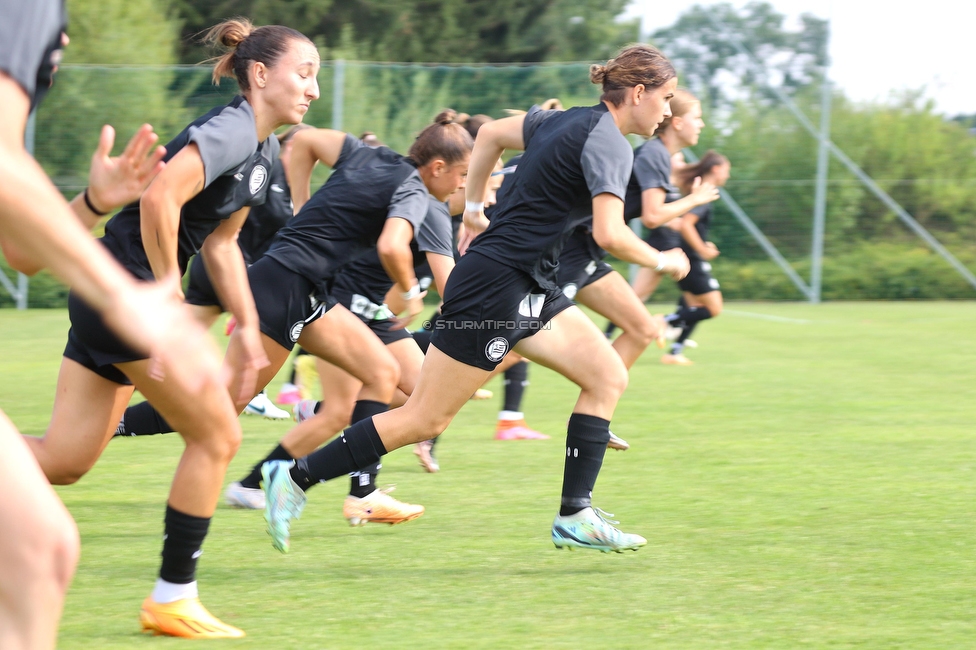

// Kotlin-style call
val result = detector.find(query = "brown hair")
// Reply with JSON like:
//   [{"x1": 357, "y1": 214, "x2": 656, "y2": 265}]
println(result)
[
  {"x1": 407, "y1": 109, "x2": 474, "y2": 167},
  {"x1": 675, "y1": 150, "x2": 729, "y2": 194},
  {"x1": 590, "y1": 44, "x2": 676, "y2": 107},
  {"x1": 457, "y1": 114, "x2": 493, "y2": 139},
  {"x1": 653, "y1": 88, "x2": 700, "y2": 136},
  {"x1": 205, "y1": 18, "x2": 313, "y2": 92}
]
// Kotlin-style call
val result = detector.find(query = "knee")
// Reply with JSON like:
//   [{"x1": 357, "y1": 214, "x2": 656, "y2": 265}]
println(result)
[
  {"x1": 590, "y1": 359, "x2": 629, "y2": 402},
  {"x1": 10, "y1": 506, "x2": 80, "y2": 596},
  {"x1": 626, "y1": 313, "x2": 658, "y2": 348},
  {"x1": 366, "y1": 357, "x2": 400, "y2": 395},
  {"x1": 200, "y1": 420, "x2": 242, "y2": 465},
  {"x1": 708, "y1": 304, "x2": 722, "y2": 317}
]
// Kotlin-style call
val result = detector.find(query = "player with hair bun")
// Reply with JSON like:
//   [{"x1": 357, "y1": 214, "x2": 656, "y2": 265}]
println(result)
[
  {"x1": 261, "y1": 44, "x2": 690, "y2": 555},
  {"x1": 23, "y1": 17, "x2": 321, "y2": 638}
]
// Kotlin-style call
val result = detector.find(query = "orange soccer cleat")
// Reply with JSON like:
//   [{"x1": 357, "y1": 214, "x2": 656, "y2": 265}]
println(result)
[{"x1": 139, "y1": 596, "x2": 245, "y2": 639}]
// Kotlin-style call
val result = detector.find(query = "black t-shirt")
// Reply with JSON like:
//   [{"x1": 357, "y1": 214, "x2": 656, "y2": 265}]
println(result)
[
  {"x1": 238, "y1": 159, "x2": 292, "y2": 263},
  {"x1": 469, "y1": 103, "x2": 633, "y2": 289},
  {"x1": 332, "y1": 197, "x2": 454, "y2": 306},
  {"x1": 681, "y1": 203, "x2": 712, "y2": 261},
  {"x1": 101, "y1": 96, "x2": 278, "y2": 279},
  {"x1": 0, "y1": 0, "x2": 66, "y2": 110},
  {"x1": 264, "y1": 135, "x2": 429, "y2": 291}
]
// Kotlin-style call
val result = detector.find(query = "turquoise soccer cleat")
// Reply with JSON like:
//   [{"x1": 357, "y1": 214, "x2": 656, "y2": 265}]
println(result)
[
  {"x1": 551, "y1": 507, "x2": 646, "y2": 553},
  {"x1": 262, "y1": 460, "x2": 307, "y2": 553}
]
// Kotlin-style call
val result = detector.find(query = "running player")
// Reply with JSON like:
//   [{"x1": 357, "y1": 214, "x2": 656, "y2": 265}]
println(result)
[
  {"x1": 261, "y1": 44, "x2": 690, "y2": 554},
  {"x1": 604, "y1": 89, "x2": 719, "y2": 337},
  {"x1": 661, "y1": 150, "x2": 731, "y2": 365},
  {"x1": 22, "y1": 19, "x2": 321, "y2": 639}
]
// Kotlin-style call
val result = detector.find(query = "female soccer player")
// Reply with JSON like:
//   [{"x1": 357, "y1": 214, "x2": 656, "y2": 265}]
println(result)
[
  {"x1": 262, "y1": 44, "x2": 691, "y2": 554},
  {"x1": 661, "y1": 151, "x2": 731, "y2": 364},
  {"x1": 22, "y1": 19, "x2": 321, "y2": 639}
]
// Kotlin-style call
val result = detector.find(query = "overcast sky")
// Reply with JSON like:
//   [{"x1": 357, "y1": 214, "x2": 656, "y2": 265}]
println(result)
[{"x1": 623, "y1": 0, "x2": 976, "y2": 116}]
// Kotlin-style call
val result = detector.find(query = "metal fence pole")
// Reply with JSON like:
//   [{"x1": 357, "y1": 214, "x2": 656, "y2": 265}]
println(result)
[
  {"x1": 332, "y1": 59, "x2": 345, "y2": 131},
  {"x1": 810, "y1": 78, "x2": 832, "y2": 304}
]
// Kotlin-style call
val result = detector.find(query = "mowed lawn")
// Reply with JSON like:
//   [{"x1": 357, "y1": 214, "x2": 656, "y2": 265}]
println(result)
[{"x1": 1, "y1": 302, "x2": 974, "y2": 649}]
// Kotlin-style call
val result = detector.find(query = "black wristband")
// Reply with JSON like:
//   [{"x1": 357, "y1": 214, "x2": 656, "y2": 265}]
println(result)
[{"x1": 83, "y1": 188, "x2": 109, "y2": 216}]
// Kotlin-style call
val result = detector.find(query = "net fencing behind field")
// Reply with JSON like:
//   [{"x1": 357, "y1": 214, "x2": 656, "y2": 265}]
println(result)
[{"x1": 4, "y1": 57, "x2": 975, "y2": 307}]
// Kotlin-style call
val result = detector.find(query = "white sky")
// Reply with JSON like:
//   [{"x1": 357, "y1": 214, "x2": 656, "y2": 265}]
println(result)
[{"x1": 623, "y1": 0, "x2": 976, "y2": 116}]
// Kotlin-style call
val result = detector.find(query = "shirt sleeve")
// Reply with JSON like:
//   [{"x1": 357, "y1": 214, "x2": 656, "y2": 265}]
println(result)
[
  {"x1": 332, "y1": 134, "x2": 365, "y2": 170},
  {"x1": 632, "y1": 140, "x2": 673, "y2": 191},
  {"x1": 188, "y1": 104, "x2": 259, "y2": 188},
  {"x1": 579, "y1": 112, "x2": 634, "y2": 200},
  {"x1": 415, "y1": 200, "x2": 454, "y2": 257},
  {"x1": 0, "y1": 0, "x2": 65, "y2": 108},
  {"x1": 387, "y1": 172, "x2": 430, "y2": 232},
  {"x1": 522, "y1": 105, "x2": 560, "y2": 149}
]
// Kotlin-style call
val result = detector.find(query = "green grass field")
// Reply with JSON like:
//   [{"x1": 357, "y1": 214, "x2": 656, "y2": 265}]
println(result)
[{"x1": 2, "y1": 302, "x2": 975, "y2": 648}]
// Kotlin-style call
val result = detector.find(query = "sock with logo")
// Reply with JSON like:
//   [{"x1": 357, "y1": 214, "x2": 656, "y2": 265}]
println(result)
[
  {"x1": 289, "y1": 417, "x2": 388, "y2": 491},
  {"x1": 159, "y1": 504, "x2": 210, "y2": 587},
  {"x1": 118, "y1": 400, "x2": 173, "y2": 437},
  {"x1": 502, "y1": 361, "x2": 529, "y2": 412},
  {"x1": 347, "y1": 400, "x2": 388, "y2": 496},
  {"x1": 559, "y1": 414, "x2": 611, "y2": 517},
  {"x1": 239, "y1": 443, "x2": 294, "y2": 489}
]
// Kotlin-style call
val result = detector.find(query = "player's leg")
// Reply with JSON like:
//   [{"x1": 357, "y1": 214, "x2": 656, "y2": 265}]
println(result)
[
  {"x1": 512, "y1": 306, "x2": 646, "y2": 552},
  {"x1": 576, "y1": 270, "x2": 665, "y2": 369},
  {"x1": 0, "y1": 411, "x2": 80, "y2": 650}
]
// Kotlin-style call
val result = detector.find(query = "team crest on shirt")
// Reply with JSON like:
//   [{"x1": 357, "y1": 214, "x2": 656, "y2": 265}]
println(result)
[
  {"x1": 485, "y1": 337, "x2": 509, "y2": 362},
  {"x1": 289, "y1": 321, "x2": 305, "y2": 342},
  {"x1": 249, "y1": 165, "x2": 268, "y2": 194}
]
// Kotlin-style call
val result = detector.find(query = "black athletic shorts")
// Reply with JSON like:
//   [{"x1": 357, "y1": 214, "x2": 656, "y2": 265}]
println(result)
[
  {"x1": 63, "y1": 291, "x2": 140, "y2": 385},
  {"x1": 677, "y1": 258, "x2": 720, "y2": 295},
  {"x1": 644, "y1": 226, "x2": 682, "y2": 251},
  {"x1": 184, "y1": 256, "x2": 222, "y2": 309},
  {"x1": 556, "y1": 253, "x2": 614, "y2": 301},
  {"x1": 430, "y1": 251, "x2": 574, "y2": 371},
  {"x1": 331, "y1": 286, "x2": 413, "y2": 346},
  {"x1": 248, "y1": 257, "x2": 337, "y2": 351}
]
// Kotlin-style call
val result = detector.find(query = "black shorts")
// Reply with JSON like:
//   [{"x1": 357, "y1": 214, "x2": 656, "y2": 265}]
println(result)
[
  {"x1": 430, "y1": 252, "x2": 574, "y2": 371},
  {"x1": 63, "y1": 291, "x2": 141, "y2": 385},
  {"x1": 331, "y1": 286, "x2": 413, "y2": 347},
  {"x1": 677, "y1": 259, "x2": 720, "y2": 295},
  {"x1": 644, "y1": 226, "x2": 682, "y2": 251},
  {"x1": 184, "y1": 256, "x2": 223, "y2": 309},
  {"x1": 249, "y1": 257, "x2": 337, "y2": 351},
  {"x1": 556, "y1": 255, "x2": 614, "y2": 301}
]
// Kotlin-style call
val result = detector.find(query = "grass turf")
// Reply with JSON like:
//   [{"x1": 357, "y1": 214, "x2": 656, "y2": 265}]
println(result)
[{"x1": 1, "y1": 302, "x2": 975, "y2": 648}]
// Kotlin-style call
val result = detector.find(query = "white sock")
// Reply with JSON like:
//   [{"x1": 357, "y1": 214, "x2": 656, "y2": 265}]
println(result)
[
  {"x1": 498, "y1": 410, "x2": 523, "y2": 422},
  {"x1": 152, "y1": 578, "x2": 198, "y2": 604}
]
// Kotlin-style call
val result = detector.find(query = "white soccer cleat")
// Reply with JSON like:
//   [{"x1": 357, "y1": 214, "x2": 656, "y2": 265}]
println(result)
[
  {"x1": 243, "y1": 392, "x2": 291, "y2": 420},
  {"x1": 552, "y1": 507, "x2": 646, "y2": 553},
  {"x1": 224, "y1": 481, "x2": 266, "y2": 510},
  {"x1": 607, "y1": 431, "x2": 630, "y2": 451}
]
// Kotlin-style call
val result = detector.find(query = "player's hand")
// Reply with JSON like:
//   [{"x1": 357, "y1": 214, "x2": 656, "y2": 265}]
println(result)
[
  {"x1": 102, "y1": 272, "x2": 223, "y2": 390},
  {"x1": 86, "y1": 124, "x2": 167, "y2": 213},
  {"x1": 458, "y1": 209, "x2": 489, "y2": 256},
  {"x1": 689, "y1": 176, "x2": 720, "y2": 206},
  {"x1": 702, "y1": 241, "x2": 720, "y2": 260},
  {"x1": 233, "y1": 322, "x2": 270, "y2": 404},
  {"x1": 390, "y1": 292, "x2": 426, "y2": 330},
  {"x1": 656, "y1": 248, "x2": 690, "y2": 281}
]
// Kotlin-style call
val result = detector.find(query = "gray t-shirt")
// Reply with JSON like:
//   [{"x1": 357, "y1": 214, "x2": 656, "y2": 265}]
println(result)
[
  {"x1": 624, "y1": 137, "x2": 679, "y2": 220},
  {"x1": 0, "y1": 0, "x2": 66, "y2": 109}
]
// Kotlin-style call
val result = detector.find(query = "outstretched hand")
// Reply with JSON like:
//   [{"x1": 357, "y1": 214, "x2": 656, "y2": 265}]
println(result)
[{"x1": 86, "y1": 124, "x2": 167, "y2": 213}]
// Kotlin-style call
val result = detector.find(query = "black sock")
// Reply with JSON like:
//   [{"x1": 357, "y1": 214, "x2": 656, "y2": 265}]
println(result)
[
  {"x1": 670, "y1": 315, "x2": 708, "y2": 355},
  {"x1": 347, "y1": 400, "x2": 388, "y2": 496},
  {"x1": 159, "y1": 505, "x2": 210, "y2": 584},
  {"x1": 239, "y1": 443, "x2": 294, "y2": 489},
  {"x1": 119, "y1": 401, "x2": 174, "y2": 436},
  {"x1": 502, "y1": 361, "x2": 529, "y2": 412},
  {"x1": 559, "y1": 414, "x2": 611, "y2": 517},
  {"x1": 290, "y1": 417, "x2": 389, "y2": 492},
  {"x1": 604, "y1": 321, "x2": 618, "y2": 338},
  {"x1": 664, "y1": 305, "x2": 711, "y2": 329}
]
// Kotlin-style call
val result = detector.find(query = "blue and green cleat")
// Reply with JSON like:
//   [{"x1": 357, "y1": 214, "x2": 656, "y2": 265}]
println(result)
[
  {"x1": 552, "y1": 507, "x2": 646, "y2": 553},
  {"x1": 261, "y1": 460, "x2": 307, "y2": 553}
]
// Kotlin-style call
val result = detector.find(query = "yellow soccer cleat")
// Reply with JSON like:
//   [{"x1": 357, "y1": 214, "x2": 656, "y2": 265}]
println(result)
[
  {"x1": 343, "y1": 487, "x2": 424, "y2": 526},
  {"x1": 139, "y1": 596, "x2": 245, "y2": 639}
]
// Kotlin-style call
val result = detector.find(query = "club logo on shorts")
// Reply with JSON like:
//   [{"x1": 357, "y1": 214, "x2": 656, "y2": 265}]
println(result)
[
  {"x1": 485, "y1": 337, "x2": 509, "y2": 363},
  {"x1": 709, "y1": 278, "x2": 721, "y2": 290},
  {"x1": 561, "y1": 283, "x2": 578, "y2": 300},
  {"x1": 701, "y1": 261, "x2": 713, "y2": 272},
  {"x1": 249, "y1": 165, "x2": 268, "y2": 194},
  {"x1": 289, "y1": 321, "x2": 305, "y2": 342}
]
